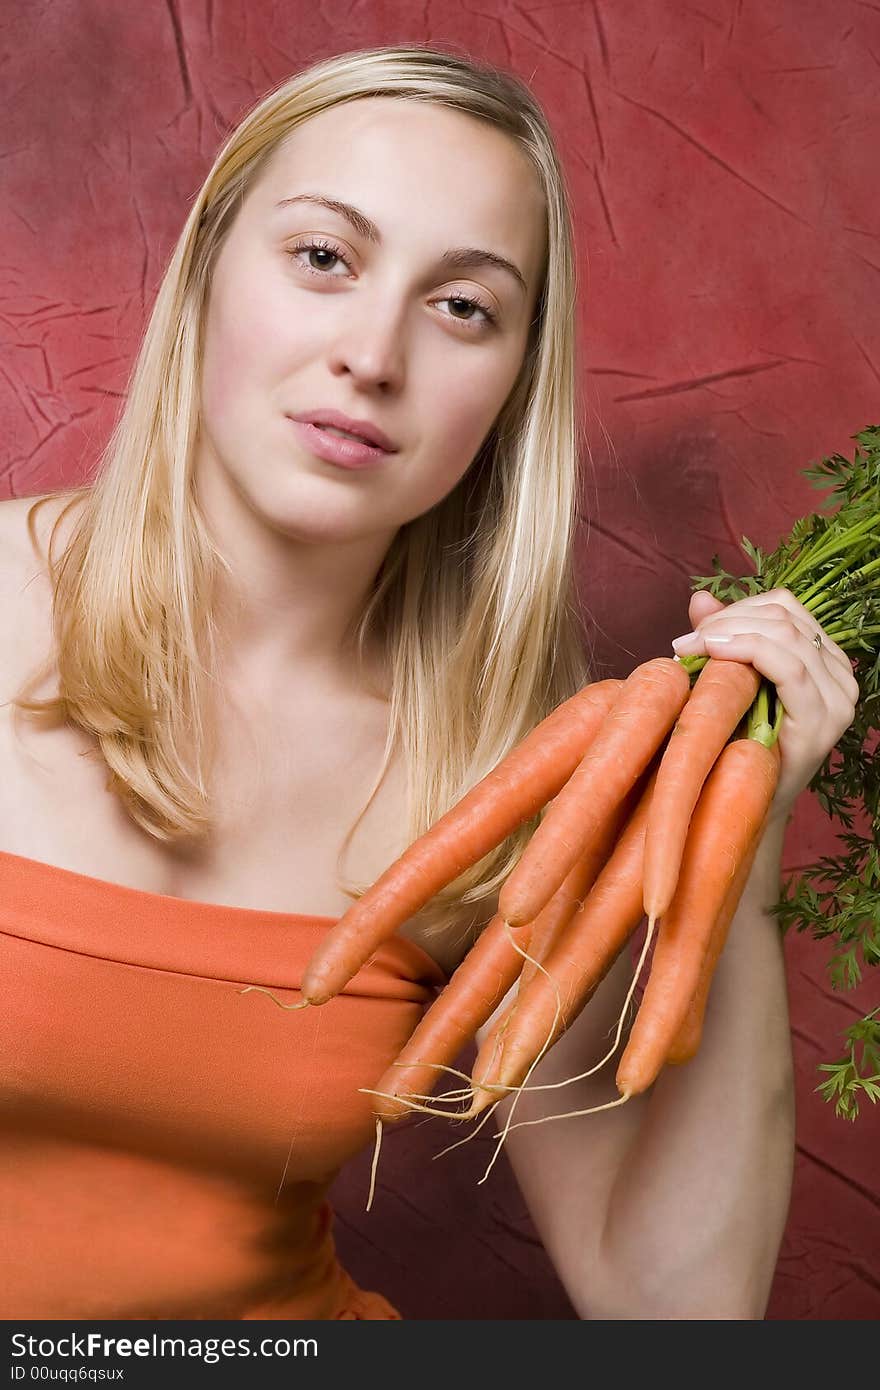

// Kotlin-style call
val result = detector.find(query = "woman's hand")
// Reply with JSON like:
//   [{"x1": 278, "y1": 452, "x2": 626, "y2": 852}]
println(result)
[{"x1": 670, "y1": 588, "x2": 860, "y2": 825}]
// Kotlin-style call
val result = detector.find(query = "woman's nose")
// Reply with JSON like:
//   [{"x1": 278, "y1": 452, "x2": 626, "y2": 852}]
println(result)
[{"x1": 326, "y1": 298, "x2": 406, "y2": 392}]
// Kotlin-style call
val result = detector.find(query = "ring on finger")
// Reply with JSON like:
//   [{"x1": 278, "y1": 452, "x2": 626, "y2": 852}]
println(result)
[{"x1": 812, "y1": 631, "x2": 823, "y2": 651}]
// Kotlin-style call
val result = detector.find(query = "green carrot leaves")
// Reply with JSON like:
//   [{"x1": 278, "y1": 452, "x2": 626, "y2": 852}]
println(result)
[{"x1": 815, "y1": 1008, "x2": 880, "y2": 1122}]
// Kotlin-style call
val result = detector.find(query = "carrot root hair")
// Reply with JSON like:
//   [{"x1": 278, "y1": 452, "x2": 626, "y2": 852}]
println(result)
[
  {"x1": 365, "y1": 1116, "x2": 383, "y2": 1212},
  {"x1": 470, "y1": 914, "x2": 656, "y2": 1185},
  {"x1": 370, "y1": 920, "x2": 546, "y2": 1121},
  {"x1": 489, "y1": 1090, "x2": 631, "y2": 1140},
  {"x1": 238, "y1": 986, "x2": 311, "y2": 1012},
  {"x1": 432, "y1": 1099, "x2": 506, "y2": 1160}
]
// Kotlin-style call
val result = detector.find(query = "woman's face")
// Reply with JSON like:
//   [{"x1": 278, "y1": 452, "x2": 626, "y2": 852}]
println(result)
[{"x1": 196, "y1": 96, "x2": 547, "y2": 546}]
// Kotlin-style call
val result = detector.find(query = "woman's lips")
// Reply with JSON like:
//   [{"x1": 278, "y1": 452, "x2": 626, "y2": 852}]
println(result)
[{"x1": 288, "y1": 419, "x2": 394, "y2": 470}]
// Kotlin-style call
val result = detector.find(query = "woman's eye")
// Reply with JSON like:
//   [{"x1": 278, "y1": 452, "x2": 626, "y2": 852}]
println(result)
[
  {"x1": 288, "y1": 238, "x2": 350, "y2": 275},
  {"x1": 439, "y1": 294, "x2": 497, "y2": 329},
  {"x1": 287, "y1": 240, "x2": 497, "y2": 330}
]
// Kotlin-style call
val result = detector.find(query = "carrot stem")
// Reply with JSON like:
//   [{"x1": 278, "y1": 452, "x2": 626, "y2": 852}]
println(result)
[{"x1": 778, "y1": 513, "x2": 879, "y2": 589}]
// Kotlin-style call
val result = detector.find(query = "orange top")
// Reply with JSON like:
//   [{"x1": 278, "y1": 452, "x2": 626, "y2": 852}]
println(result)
[{"x1": 0, "y1": 849, "x2": 447, "y2": 1320}]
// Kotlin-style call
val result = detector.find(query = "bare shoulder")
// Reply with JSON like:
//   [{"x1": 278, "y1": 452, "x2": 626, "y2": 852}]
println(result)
[
  {"x1": 0, "y1": 491, "x2": 86, "y2": 701},
  {"x1": 0, "y1": 490, "x2": 79, "y2": 582}
]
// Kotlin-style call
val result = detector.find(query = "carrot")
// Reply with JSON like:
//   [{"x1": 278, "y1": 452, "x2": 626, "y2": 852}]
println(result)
[
  {"x1": 642, "y1": 658, "x2": 762, "y2": 922},
  {"x1": 364, "y1": 787, "x2": 632, "y2": 1123},
  {"x1": 512, "y1": 860, "x2": 586, "y2": 996},
  {"x1": 301, "y1": 678, "x2": 623, "y2": 1005},
  {"x1": 469, "y1": 767, "x2": 659, "y2": 1114},
  {"x1": 470, "y1": 996, "x2": 517, "y2": 1095},
  {"x1": 463, "y1": 845, "x2": 616, "y2": 1108},
  {"x1": 665, "y1": 807, "x2": 770, "y2": 1065},
  {"x1": 515, "y1": 786, "x2": 634, "y2": 994},
  {"x1": 371, "y1": 789, "x2": 637, "y2": 1122},
  {"x1": 497, "y1": 658, "x2": 690, "y2": 929},
  {"x1": 615, "y1": 737, "x2": 781, "y2": 1098},
  {"x1": 367, "y1": 915, "x2": 535, "y2": 1123}
]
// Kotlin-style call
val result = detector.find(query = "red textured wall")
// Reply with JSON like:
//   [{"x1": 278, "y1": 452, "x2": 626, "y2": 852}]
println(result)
[{"x1": 3, "y1": 1, "x2": 878, "y2": 1319}]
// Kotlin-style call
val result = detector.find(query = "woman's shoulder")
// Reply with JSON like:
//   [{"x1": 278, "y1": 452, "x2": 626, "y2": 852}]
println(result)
[
  {"x1": 0, "y1": 492, "x2": 50, "y2": 620},
  {"x1": 0, "y1": 489, "x2": 85, "y2": 562},
  {"x1": 0, "y1": 490, "x2": 74, "y2": 574},
  {"x1": 0, "y1": 491, "x2": 81, "y2": 702}
]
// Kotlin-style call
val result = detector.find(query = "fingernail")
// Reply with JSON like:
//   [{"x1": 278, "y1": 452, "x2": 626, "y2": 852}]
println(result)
[
  {"x1": 671, "y1": 631, "x2": 700, "y2": 653},
  {"x1": 704, "y1": 633, "x2": 732, "y2": 645}
]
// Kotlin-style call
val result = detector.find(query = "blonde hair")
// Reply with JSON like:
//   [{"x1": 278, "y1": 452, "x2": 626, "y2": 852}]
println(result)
[{"x1": 12, "y1": 43, "x2": 592, "y2": 949}]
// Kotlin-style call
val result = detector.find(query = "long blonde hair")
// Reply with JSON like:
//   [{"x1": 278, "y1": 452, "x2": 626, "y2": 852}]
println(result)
[{"x1": 12, "y1": 43, "x2": 592, "y2": 948}]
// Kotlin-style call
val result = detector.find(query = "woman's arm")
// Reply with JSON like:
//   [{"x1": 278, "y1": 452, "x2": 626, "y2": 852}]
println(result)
[{"x1": 478, "y1": 812, "x2": 794, "y2": 1320}]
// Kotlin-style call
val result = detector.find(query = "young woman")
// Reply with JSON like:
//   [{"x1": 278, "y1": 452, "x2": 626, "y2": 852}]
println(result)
[{"x1": 0, "y1": 45, "x2": 858, "y2": 1321}]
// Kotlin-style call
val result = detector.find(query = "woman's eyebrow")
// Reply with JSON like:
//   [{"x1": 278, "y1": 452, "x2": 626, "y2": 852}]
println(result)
[{"x1": 275, "y1": 191, "x2": 529, "y2": 295}]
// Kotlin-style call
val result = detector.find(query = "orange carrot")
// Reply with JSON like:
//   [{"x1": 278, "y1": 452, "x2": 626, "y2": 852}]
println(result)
[
  {"x1": 368, "y1": 915, "x2": 534, "y2": 1123},
  {"x1": 497, "y1": 658, "x2": 690, "y2": 929},
  {"x1": 301, "y1": 678, "x2": 623, "y2": 1005},
  {"x1": 470, "y1": 768, "x2": 659, "y2": 1114},
  {"x1": 471, "y1": 996, "x2": 517, "y2": 1095},
  {"x1": 464, "y1": 820, "x2": 627, "y2": 1107},
  {"x1": 665, "y1": 806, "x2": 770, "y2": 1065},
  {"x1": 368, "y1": 783, "x2": 638, "y2": 1123},
  {"x1": 515, "y1": 786, "x2": 634, "y2": 994},
  {"x1": 642, "y1": 658, "x2": 762, "y2": 922},
  {"x1": 616, "y1": 737, "x2": 781, "y2": 1098},
  {"x1": 513, "y1": 860, "x2": 585, "y2": 996}
]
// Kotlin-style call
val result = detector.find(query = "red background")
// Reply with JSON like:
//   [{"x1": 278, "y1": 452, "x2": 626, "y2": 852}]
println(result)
[{"x1": 2, "y1": 1, "x2": 878, "y2": 1318}]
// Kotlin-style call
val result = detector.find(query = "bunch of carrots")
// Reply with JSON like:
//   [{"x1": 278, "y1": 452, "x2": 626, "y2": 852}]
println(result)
[
  {"x1": 243, "y1": 426, "x2": 879, "y2": 1151},
  {"x1": 244, "y1": 654, "x2": 783, "y2": 1139},
  {"x1": 284, "y1": 655, "x2": 779, "y2": 1127}
]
